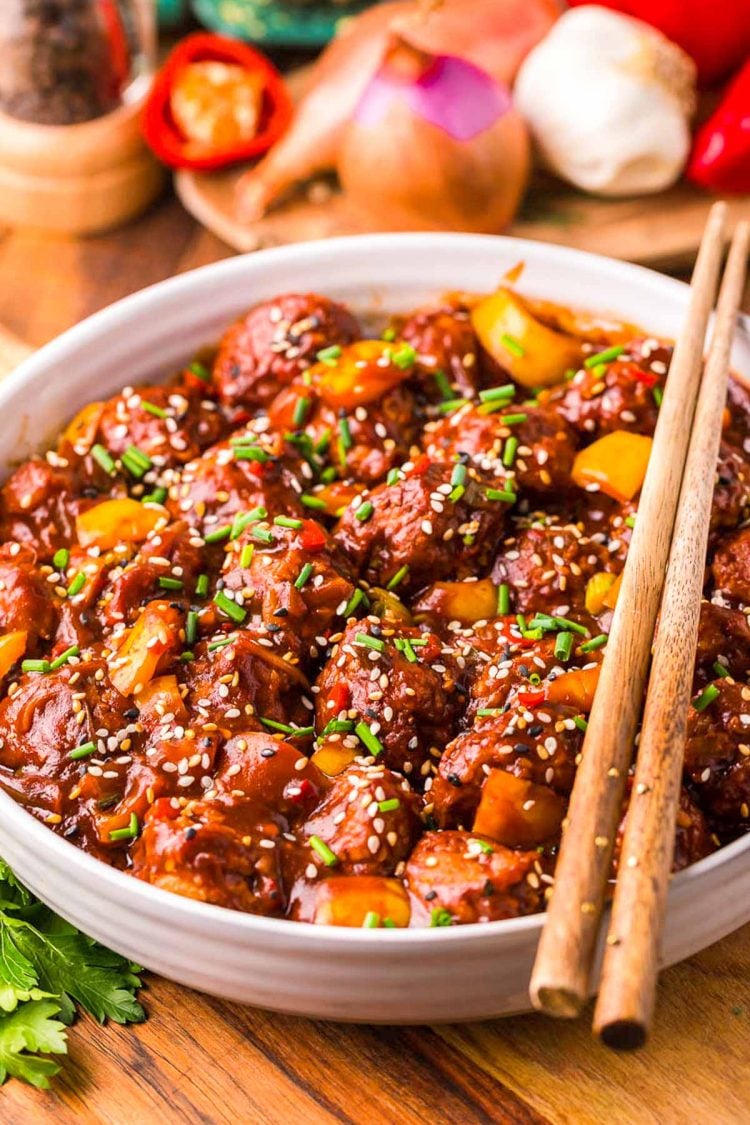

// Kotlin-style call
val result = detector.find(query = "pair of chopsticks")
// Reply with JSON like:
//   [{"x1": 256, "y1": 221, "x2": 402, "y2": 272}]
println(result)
[{"x1": 529, "y1": 201, "x2": 750, "y2": 1049}]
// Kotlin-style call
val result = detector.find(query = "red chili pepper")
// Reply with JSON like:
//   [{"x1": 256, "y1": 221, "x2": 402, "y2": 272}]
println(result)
[
  {"x1": 688, "y1": 60, "x2": 750, "y2": 194},
  {"x1": 327, "y1": 682, "x2": 351, "y2": 714},
  {"x1": 284, "y1": 778, "x2": 318, "y2": 806},
  {"x1": 299, "y1": 519, "x2": 328, "y2": 553},
  {"x1": 620, "y1": 361, "x2": 658, "y2": 389},
  {"x1": 517, "y1": 689, "x2": 545, "y2": 708},
  {"x1": 407, "y1": 453, "x2": 431, "y2": 477},
  {"x1": 143, "y1": 33, "x2": 292, "y2": 171}
]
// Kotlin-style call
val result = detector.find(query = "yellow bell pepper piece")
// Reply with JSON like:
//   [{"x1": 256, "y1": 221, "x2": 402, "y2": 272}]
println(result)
[
  {"x1": 311, "y1": 743, "x2": 358, "y2": 777},
  {"x1": 314, "y1": 340, "x2": 412, "y2": 410},
  {"x1": 61, "y1": 401, "x2": 104, "y2": 451},
  {"x1": 413, "y1": 578, "x2": 499, "y2": 625},
  {"x1": 76, "y1": 498, "x2": 164, "y2": 551},
  {"x1": 473, "y1": 769, "x2": 565, "y2": 848},
  {"x1": 585, "y1": 572, "x2": 616, "y2": 615},
  {"x1": 603, "y1": 572, "x2": 623, "y2": 610},
  {"x1": 314, "y1": 875, "x2": 411, "y2": 927},
  {"x1": 471, "y1": 288, "x2": 581, "y2": 387},
  {"x1": 571, "y1": 431, "x2": 652, "y2": 501},
  {"x1": 109, "y1": 601, "x2": 182, "y2": 696},
  {"x1": 545, "y1": 665, "x2": 601, "y2": 711},
  {"x1": 0, "y1": 631, "x2": 27, "y2": 679}
]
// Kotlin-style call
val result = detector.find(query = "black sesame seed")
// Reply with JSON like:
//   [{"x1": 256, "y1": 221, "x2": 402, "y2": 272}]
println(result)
[
  {"x1": 447, "y1": 773, "x2": 463, "y2": 788},
  {"x1": 185, "y1": 827, "x2": 197, "y2": 840},
  {"x1": 261, "y1": 747, "x2": 277, "y2": 758},
  {"x1": 425, "y1": 890, "x2": 437, "y2": 901},
  {"x1": 483, "y1": 880, "x2": 495, "y2": 897}
]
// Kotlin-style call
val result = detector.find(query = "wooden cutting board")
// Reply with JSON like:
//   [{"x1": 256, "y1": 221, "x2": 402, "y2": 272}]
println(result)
[{"x1": 176, "y1": 166, "x2": 750, "y2": 271}]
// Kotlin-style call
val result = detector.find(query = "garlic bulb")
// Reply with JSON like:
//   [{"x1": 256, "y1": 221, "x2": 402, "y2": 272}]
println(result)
[{"x1": 514, "y1": 6, "x2": 697, "y2": 197}]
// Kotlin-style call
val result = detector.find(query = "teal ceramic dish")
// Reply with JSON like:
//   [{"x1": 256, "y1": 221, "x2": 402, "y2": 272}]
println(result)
[{"x1": 190, "y1": 0, "x2": 375, "y2": 46}]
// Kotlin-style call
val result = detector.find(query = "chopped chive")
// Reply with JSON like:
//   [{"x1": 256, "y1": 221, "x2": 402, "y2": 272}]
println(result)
[
  {"x1": 555, "y1": 632, "x2": 574, "y2": 661},
  {"x1": 293, "y1": 397, "x2": 311, "y2": 427},
  {"x1": 573, "y1": 716, "x2": 589, "y2": 733},
  {"x1": 473, "y1": 838, "x2": 494, "y2": 855},
  {"x1": 502, "y1": 436, "x2": 519, "y2": 468},
  {"x1": 382, "y1": 918, "x2": 397, "y2": 928},
  {"x1": 239, "y1": 543, "x2": 254, "y2": 569},
  {"x1": 386, "y1": 468, "x2": 401, "y2": 486},
  {"x1": 213, "y1": 590, "x2": 246, "y2": 624},
  {"x1": 142, "y1": 487, "x2": 167, "y2": 506},
  {"x1": 579, "y1": 634, "x2": 607, "y2": 654},
  {"x1": 314, "y1": 430, "x2": 332, "y2": 456},
  {"x1": 53, "y1": 548, "x2": 69, "y2": 571},
  {"x1": 322, "y1": 719, "x2": 356, "y2": 735},
  {"x1": 274, "y1": 515, "x2": 303, "y2": 530},
  {"x1": 50, "y1": 645, "x2": 80, "y2": 671},
  {"x1": 476, "y1": 707, "x2": 504, "y2": 717},
  {"x1": 497, "y1": 583, "x2": 510, "y2": 615},
  {"x1": 309, "y1": 834, "x2": 339, "y2": 866},
  {"x1": 67, "y1": 572, "x2": 85, "y2": 597},
  {"x1": 553, "y1": 615, "x2": 589, "y2": 636},
  {"x1": 430, "y1": 908, "x2": 453, "y2": 927},
  {"x1": 355, "y1": 721, "x2": 384, "y2": 758},
  {"x1": 320, "y1": 467, "x2": 337, "y2": 485},
  {"x1": 294, "y1": 562, "x2": 314, "y2": 590},
  {"x1": 142, "y1": 401, "x2": 167, "y2": 419},
  {"x1": 188, "y1": 361, "x2": 211, "y2": 382},
  {"x1": 449, "y1": 484, "x2": 465, "y2": 503},
  {"x1": 584, "y1": 345, "x2": 625, "y2": 369},
  {"x1": 91, "y1": 444, "x2": 116, "y2": 476},
  {"x1": 110, "y1": 813, "x2": 139, "y2": 842},
  {"x1": 437, "y1": 398, "x2": 469, "y2": 415},
  {"x1": 355, "y1": 501, "x2": 373, "y2": 522},
  {"x1": 500, "y1": 333, "x2": 525, "y2": 357},
  {"x1": 479, "y1": 384, "x2": 515, "y2": 403},
  {"x1": 625, "y1": 515, "x2": 637, "y2": 529},
  {"x1": 208, "y1": 635, "x2": 234, "y2": 651},
  {"x1": 653, "y1": 386, "x2": 664, "y2": 407},
  {"x1": 158, "y1": 576, "x2": 183, "y2": 591},
  {"x1": 316, "y1": 345, "x2": 342, "y2": 366},
  {"x1": 590, "y1": 363, "x2": 608, "y2": 379},
  {"x1": 179, "y1": 651, "x2": 195, "y2": 663},
  {"x1": 233, "y1": 445, "x2": 271, "y2": 462},
  {"x1": 386, "y1": 565, "x2": 409, "y2": 591},
  {"x1": 251, "y1": 526, "x2": 274, "y2": 544},
  {"x1": 692, "y1": 683, "x2": 720, "y2": 712},
  {"x1": 362, "y1": 911, "x2": 380, "y2": 928},
  {"x1": 69, "y1": 740, "x2": 96, "y2": 761},
  {"x1": 204, "y1": 524, "x2": 231, "y2": 545},
  {"x1": 121, "y1": 445, "x2": 153, "y2": 479},
  {"x1": 338, "y1": 416, "x2": 353, "y2": 452},
  {"x1": 394, "y1": 637, "x2": 418, "y2": 663},
  {"x1": 355, "y1": 632, "x2": 385, "y2": 652},
  {"x1": 433, "y1": 370, "x2": 455, "y2": 401},
  {"x1": 342, "y1": 588, "x2": 365, "y2": 618},
  {"x1": 230, "y1": 506, "x2": 267, "y2": 540},
  {"x1": 486, "y1": 488, "x2": 516, "y2": 503},
  {"x1": 713, "y1": 661, "x2": 730, "y2": 679},
  {"x1": 22, "y1": 659, "x2": 50, "y2": 674},
  {"x1": 301, "y1": 494, "x2": 328, "y2": 511},
  {"x1": 381, "y1": 327, "x2": 397, "y2": 342},
  {"x1": 186, "y1": 610, "x2": 198, "y2": 646},
  {"x1": 392, "y1": 343, "x2": 417, "y2": 370},
  {"x1": 195, "y1": 573, "x2": 209, "y2": 598},
  {"x1": 499, "y1": 413, "x2": 528, "y2": 426},
  {"x1": 450, "y1": 463, "x2": 467, "y2": 488},
  {"x1": 378, "y1": 798, "x2": 400, "y2": 813}
]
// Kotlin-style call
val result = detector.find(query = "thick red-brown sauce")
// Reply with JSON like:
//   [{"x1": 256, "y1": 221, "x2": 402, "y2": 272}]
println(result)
[{"x1": 0, "y1": 290, "x2": 748, "y2": 928}]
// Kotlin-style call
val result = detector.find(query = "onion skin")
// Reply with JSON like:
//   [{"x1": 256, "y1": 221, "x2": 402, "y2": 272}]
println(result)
[
  {"x1": 338, "y1": 47, "x2": 530, "y2": 233},
  {"x1": 235, "y1": 0, "x2": 558, "y2": 221}
]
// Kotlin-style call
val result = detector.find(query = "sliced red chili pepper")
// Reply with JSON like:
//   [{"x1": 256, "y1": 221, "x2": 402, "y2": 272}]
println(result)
[
  {"x1": 517, "y1": 689, "x2": 545, "y2": 708},
  {"x1": 407, "y1": 453, "x2": 431, "y2": 477},
  {"x1": 299, "y1": 519, "x2": 328, "y2": 553},
  {"x1": 284, "y1": 777, "x2": 319, "y2": 805},
  {"x1": 620, "y1": 361, "x2": 658, "y2": 388},
  {"x1": 327, "y1": 682, "x2": 351, "y2": 714},
  {"x1": 143, "y1": 33, "x2": 292, "y2": 171},
  {"x1": 151, "y1": 797, "x2": 180, "y2": 821}
]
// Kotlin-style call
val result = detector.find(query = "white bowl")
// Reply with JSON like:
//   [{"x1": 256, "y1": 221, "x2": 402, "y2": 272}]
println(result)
[{"x1": 0, "y1": 234, "x2": 748, "y2": 1024}]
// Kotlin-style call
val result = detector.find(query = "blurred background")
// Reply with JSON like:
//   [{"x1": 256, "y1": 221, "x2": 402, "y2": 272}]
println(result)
[{"x1": 0, "y1": 0, "x2": 748, "y2": 361}]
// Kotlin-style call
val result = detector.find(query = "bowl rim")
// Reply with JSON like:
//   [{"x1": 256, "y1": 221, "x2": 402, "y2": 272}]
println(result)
[{"x1": 1, "y1": 230, "x2": 749, "y2": 946}]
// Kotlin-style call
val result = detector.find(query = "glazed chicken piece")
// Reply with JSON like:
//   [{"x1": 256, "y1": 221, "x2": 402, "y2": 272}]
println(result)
[{"x1": 213, "y1": 293, "x2": 361, "y2": 411}]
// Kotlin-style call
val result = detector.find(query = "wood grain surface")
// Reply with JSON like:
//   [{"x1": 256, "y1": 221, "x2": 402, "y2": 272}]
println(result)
[{"x1": 1, "y1": 193, "x2": 749, "y2": 1124}]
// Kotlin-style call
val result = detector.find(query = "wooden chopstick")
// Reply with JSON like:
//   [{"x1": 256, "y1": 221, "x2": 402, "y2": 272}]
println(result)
[
  {"x1": 529, "y1": 201, "x2": 729, "y2": 1019},
  {"x1": 593, "y1": 219, "x2": 750, "y2": 1049}
]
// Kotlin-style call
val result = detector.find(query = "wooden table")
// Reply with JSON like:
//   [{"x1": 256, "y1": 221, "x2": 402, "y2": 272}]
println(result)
[{"x1": 1, "y1": 195, "x2": 749, "y2": 1125}]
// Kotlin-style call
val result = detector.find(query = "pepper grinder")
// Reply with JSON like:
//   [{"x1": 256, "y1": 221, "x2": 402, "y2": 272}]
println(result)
[{"x1": 0, "y1": 0, "x2": 165, "y2": 234}]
